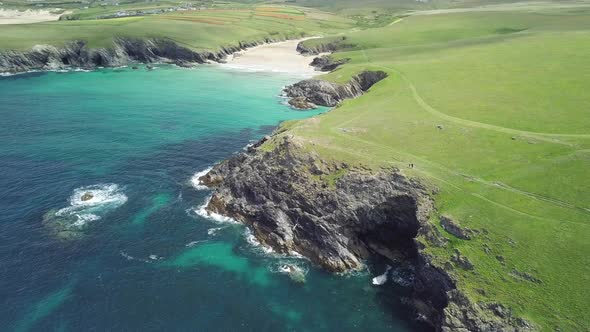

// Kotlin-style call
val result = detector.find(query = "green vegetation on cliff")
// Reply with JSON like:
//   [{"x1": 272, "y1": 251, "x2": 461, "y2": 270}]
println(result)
[
  {"x1": 277, "y1": 4, "x2": 590, "y2": 331},
  {"x1": 0, "y1": 5, "x2": 353, "y2": 51},
  {"x1": 2, "y1": 0, "x2": 589, "y2": 330}
]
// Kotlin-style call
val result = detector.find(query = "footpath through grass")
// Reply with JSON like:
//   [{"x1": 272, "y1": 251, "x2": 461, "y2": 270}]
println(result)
[{"x1": 282, "y1": 6, "x2": 590, "y2": 331}]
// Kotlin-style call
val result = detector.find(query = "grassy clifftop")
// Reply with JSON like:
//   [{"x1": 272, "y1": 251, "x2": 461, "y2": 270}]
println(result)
[
  {"x1": 277, "y1": 5, "x2": 590, "y2": 331},
  {"x1": 0, "y1": 5, "x2": 353, "y2": 51}
]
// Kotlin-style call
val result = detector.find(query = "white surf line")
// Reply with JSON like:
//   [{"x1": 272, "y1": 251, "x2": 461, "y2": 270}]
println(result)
[{"x1": 221, "y1": 38, "x2": 319, "y2": 77}]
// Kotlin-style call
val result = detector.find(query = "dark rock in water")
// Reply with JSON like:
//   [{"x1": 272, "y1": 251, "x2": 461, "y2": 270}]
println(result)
[
  {"x1": 246, "y1": 135, "x2": 271, "y2": 153},
  {"x1": 310, "y1": 55, "x2": 350, "y2": 72},
  {"x1": 132, "y1": 66, "x2": 139, "y2": 70},
  {"x1": 81, "y1": 192, "x2": 94, "y2": 201},
  {"x1": 283, "y1": 70, "x2": 388, "y2": 107},
  {"x1": 281, "y1": 264, "x2": 306, "y2": 284},
  {"x1": 288, "y1": 97, "x2": 317, "y2": 110},
  {"x1": 42, "y1": 209, "x2": 84, "y2": 240},
  {"x1": 146, "y1": 65, "x2": 155, "y2": 70},
  {"x1": 174, "y1": 60, "x2": 194, "y2": 68}
]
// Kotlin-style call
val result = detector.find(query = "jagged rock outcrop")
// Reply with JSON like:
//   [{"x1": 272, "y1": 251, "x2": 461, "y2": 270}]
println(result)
[
  {"x1": 200, "y1": 132, "x2": 535, "y2": 331},
  {"x1": 440, "y1": 215, "x2": 476, "y2": 240},
  {"x1": 283, "y1": 70, "x2": 388, "y2": 108},
  {"x1": 201, "y1": 134, "x2": 435, "y2": 272},
  {"x1": 0, "y1": 36, "x2": 297, "y2": 73},
  {"x1": 288, "y1": 97, "x2": 317, "y2": 110},
  {"x1": 296, "y1": 36, "x2": 355, "y2": 55},
  {"x1": 310, "y1": 55, "x2": 350, "y2": 72}
]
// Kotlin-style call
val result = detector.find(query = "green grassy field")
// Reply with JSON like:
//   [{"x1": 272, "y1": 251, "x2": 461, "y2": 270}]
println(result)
[
  {"x1": 0, "y1": 4, "x2": 354, "y2": 51},
  {"x1": 276, "y1": 5, "x2": 590, "y2": 331},
  {"x1": 1, "y1": 0, "x2": 589, "y2": 330}
]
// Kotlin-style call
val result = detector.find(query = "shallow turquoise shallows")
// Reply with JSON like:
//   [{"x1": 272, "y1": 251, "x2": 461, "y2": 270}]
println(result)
[{"x1": 0, "y1": 65, "x2": 420, "y2": 331}]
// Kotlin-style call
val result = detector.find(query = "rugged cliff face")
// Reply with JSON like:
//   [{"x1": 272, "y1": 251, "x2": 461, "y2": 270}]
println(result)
[
  {"x1": 283, "y1": 70, "x2": 388, "y2": 107},
  {"x1": 296, "y1": 36, "x2": 355, "y2": 55},
  {"x1": 0, "y1": 37, "x2": 288, "y2": 73},
  {"x1": 310, "y1": 55, "x2": 350, "y2": 72},
  {"x1": 200, "y1": 133, "x2": 535, "y2": 332},
  {"x1": 201, "y1": 134, "x2": 435, "y2": 272}
]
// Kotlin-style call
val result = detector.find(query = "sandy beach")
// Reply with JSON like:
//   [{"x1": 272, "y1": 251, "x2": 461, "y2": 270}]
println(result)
[
  {"x1": 223, "y1": 39, "x2": 319, "y2": 77},
  {"x1": 0, "y1": 9, "x2": 67, "y2": 24}
]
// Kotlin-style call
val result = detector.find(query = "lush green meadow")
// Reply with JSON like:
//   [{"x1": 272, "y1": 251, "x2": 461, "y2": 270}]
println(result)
[
  {"x1": 1, "y1": 0, "x2": 589, "y2": 330},
  {"x1": 0, "y1": 5, "x2": 353, "y2": 50},
  {"x1": 278, "y1": 5, "x2": 590, "y2": 330}
]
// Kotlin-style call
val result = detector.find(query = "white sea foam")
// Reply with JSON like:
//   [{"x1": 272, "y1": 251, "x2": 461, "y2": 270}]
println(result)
[
  {"x1": 272, "y1": 261, "x2": 308, "y2": 277},
  {"x1": 372, "y1": 265, "x2": 392, "y2": 286},
  {"x1": 242, "y1": 143, "x2": 255, "y2": 151},
  {"x1": 194, "y1": 196, "x2": 237, "y2": 224},
  {"x1": 244, "y1": 227, "x2": 274, "y2": 254},
  {"x1": 71, "y1": 213, "x2": 100, "y2": 227},
  {"x1": 288, "y1": 250, "x2": 304, "y2": 258},
  {"x1": 120, "y1": 251, "x2": 153, "y2": 263},
  {"x1": 190, "y1": 167, "x2": 213, "y2": 190},
  {"x1": 185, "y1": 240, "x2": 208, "y2": 248},
  {"x1": 207, "y1": 227, "x2": 224, "y2": 236},
  {"x1": 54, "y1": 183, "x2": 127, "y2": 228},
  {"x1": 120, "y1": 251, "x2": 134, "y2": 261}
]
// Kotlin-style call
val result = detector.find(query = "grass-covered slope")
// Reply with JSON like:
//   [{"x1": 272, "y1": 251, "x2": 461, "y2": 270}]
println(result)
[
  {"x1": 275, "y1": 6, "x2": 590, "y2": 331},
  {"x1": 0, "y1": 5, "x2": 353, "y2": 51}
]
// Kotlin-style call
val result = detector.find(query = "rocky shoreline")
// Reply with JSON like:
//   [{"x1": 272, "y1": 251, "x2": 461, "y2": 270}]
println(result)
[
  {"x1": 283, "y1": 70, "x2": 388, "y2": 107},
  {"x1": 0, "y1": 36, "x2": 301, "y2": 74},
  {"x1": 199, "y1": 132, "x2": 534, "y2": 331},
  {"x1": 2, "y1": 33, "x2": 534, "y2": 330},
  {"x1": 197, "y1": 41, "x2": 534, "y2": 329}
]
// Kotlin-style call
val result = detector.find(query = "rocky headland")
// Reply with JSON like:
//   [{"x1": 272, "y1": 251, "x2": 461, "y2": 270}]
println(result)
[
  {"x1": 199, "y1": 130, "x2": 534, "y2": 331},
  {"x1": 283, "y1": 70, "x2": 388, "y2": 107},
  {"x1": 0, "y1": 36, "x2": 299, "y2": 74}
]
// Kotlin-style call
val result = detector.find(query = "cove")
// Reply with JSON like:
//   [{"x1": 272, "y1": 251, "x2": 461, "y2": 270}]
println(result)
[{"x1": 0, "y1": 65, "x2": 421, "y2": 331}]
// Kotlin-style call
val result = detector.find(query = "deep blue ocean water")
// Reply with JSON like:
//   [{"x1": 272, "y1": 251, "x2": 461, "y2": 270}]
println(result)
[{"x1": 0, "y1": 65, "x2": 421, "y2": 331}]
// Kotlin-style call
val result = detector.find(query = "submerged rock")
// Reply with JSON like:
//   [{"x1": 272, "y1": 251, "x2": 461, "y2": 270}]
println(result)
[
  {"x1": 42, "y1": 209, "x2": 84, "y2": 240},
  {"x1": 288, "y1": 97, "x2": 317, "y2": 110},
  {"x1": 81, "y1": 192, "x2": 94, "y2": 201},
  {"x1": 280, "y1": 264, "x2": 306, "y2": 284}
]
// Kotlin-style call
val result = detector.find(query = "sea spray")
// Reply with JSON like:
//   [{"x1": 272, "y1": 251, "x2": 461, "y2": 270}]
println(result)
[
  {"x1": 190, "y1": 167, "x2": 213, "y2": 190},
  {"x1": 193, "y1": 195, "x2": 237, "y2": 224},
  {"x1": 47, "y1": 184, "x2": 127, "y2": 230},
  {"x1": 372, "y1": 266, "x2": 392, "y2": 286}
]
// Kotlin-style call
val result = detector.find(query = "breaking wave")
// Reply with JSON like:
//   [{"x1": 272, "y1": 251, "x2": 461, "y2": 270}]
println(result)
[
  {"x1": 49, "y1": 184, "x2": 127, "y2": 228},
  {"x1": 193, "y1": 195, "x2": 237, "y2": 224},
  {"x1": 372, "y1": 265, "x2": 392, "y2": 285},
  {"x1": 190, "y1": 167, "x2": 213, "y2": 190}
]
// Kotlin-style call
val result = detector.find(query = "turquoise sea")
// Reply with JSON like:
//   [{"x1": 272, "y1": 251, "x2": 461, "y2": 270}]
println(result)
[{"x1": 0, "y1": 65, "x2": 425, "y2": 331}]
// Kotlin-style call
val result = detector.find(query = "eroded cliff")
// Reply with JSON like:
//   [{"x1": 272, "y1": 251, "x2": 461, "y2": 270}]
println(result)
[
  {"x1": 199, "y1": 132, "x2": 535, "y2": 332},
  {"x1": 0, "y1": 37, "x2": 290, "y2": 73}
]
